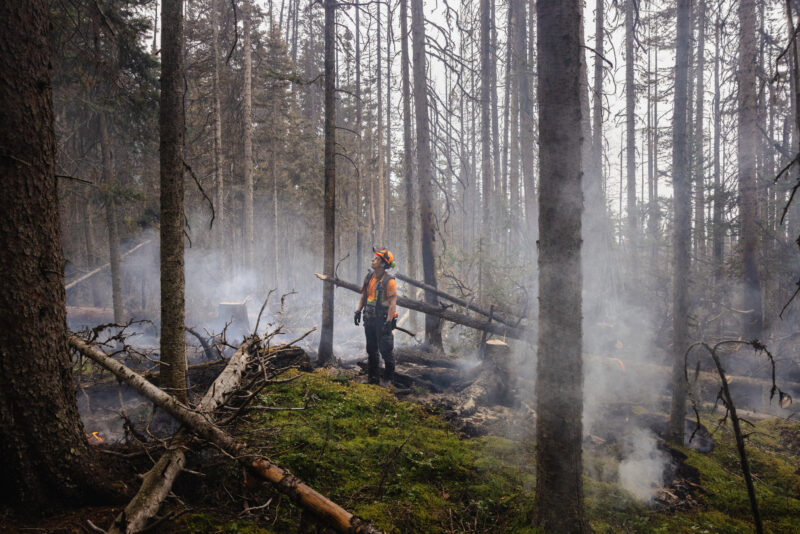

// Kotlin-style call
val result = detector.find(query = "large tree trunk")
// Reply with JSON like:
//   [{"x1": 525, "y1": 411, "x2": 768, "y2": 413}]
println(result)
[
  {"x1": 376, "y1": 0, "x2": 385, "y2": 245},
  {"x1": 534, "y1": 1, "x2": 587, "y2": 531},
  {"x1": 712, "y1": 11, "x2": 723, "y2": 288},
  {"x1": 317, "y1": 0, "x2": 337, "y2": 364},
  {"x1": 509, "y1": 0, "x2": 521, "y2": 242},
  {"x1": 243, "y1": 1, "x2": 255, "y2": 273},
  {"x1": 738, "y1": 0, "x2": 763, "y2": 337},
  {"x1": 99, "y1": 111, "x2": 124, "y2": 323},
  {"x1": 0, "y1": 0, "x2": 108, "y2": 506},
  {"x1": 411, "y1": 0, "x2": 443, "y2": 349},
  {"x1": 160, "y1": 0, "x2": 188, "y2": 403},
  {"x1": 669, "y1": 0, "x2": 692, "y2": 444}
]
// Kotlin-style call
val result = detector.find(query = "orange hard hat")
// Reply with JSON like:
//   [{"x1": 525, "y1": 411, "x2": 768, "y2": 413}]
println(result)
[{"x1": 373, "y1": 247, "x2": 396, "y2": 269}]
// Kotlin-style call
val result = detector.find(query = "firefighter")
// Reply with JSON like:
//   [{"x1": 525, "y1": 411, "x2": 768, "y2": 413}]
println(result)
[{"x1": 354, "y1": 248, "x2": 398, "y2": 385}]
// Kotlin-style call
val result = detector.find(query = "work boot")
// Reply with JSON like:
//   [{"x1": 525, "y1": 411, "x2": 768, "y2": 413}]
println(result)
[{"x1": 382, "y1": 359, "x2": 395, "y2": 384}]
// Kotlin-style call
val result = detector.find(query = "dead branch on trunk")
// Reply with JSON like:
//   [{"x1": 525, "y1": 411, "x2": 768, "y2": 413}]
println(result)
[
  {"x1": 684, "y1": 340, "x2": 793, "y2": 534},
  {"x1": 68, "y1": 334, "x2": 385, "y2": 534},
  {"x1": 315, "y1": 273, "x2": 525, "y2": 339}
]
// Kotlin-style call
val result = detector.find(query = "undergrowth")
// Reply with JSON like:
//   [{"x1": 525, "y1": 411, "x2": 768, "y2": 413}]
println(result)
[{"x1": 169, "y1": 369, "x2": 800, "y2": 533}]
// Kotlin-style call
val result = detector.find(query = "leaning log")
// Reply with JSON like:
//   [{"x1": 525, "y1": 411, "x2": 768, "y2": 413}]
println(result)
[
  {"x1": 65, "y1": 239, "x2": 151, "y2": 290},
  {"x1": 68, "y1": 335, "x2": 385, "y2": 534},
  {"x1": 315, "y1": 273, "x2": 525, "y2": 340},
  {"x1": 393, "y1": 272, "x2": 524, "y2": 327}
]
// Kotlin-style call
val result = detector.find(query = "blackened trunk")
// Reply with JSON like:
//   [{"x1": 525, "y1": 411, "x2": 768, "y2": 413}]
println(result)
[{"x1": 401, "y1": 0, "x2": 417, "y2": 328}]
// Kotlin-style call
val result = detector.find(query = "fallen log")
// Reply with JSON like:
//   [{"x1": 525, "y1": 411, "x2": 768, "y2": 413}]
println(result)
[
  {"x1": 316, "y1": 273, "x2": 526, "y2": 340},
  {"x1": 65, "y1": 240, "x2": 152, "y2": 291},
  {"x1": 393, "y1": 346, "x2": 462, "y2": 369},
  {"x1": 103, "y1": 337, "x2": 259, "y2": 534},
  {"x1": 393, "y1": 272, "x2": 524, "y2": 327},
  {"x1": 68, "y1": 335, "x2": 384, "y2": 534}
]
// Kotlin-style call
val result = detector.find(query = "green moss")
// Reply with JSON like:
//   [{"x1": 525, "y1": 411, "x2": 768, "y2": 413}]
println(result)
[{"x1": 161, "y1": 373, "x2": 800, "y2": 533}]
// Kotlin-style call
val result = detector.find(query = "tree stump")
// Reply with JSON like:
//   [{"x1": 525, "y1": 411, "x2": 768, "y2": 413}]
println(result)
[{"x1": 458, "y1": 340, "x2": 514, "y2": 415}]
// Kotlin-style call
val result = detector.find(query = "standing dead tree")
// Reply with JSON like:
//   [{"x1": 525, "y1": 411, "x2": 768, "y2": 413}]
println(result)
[{"x1": 684, "y1": 340, "x2": 793, "y2": 534}]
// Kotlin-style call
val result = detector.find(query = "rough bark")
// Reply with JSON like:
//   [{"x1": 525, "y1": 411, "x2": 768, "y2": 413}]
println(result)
[
  {"x1": 480, "y1": 0, "x2": 493, "y2": 295},
  {"x1": 70, "y1": 336, "x2": 385, "y2": 534},
  {"x1": 243, "y1": 1, "x2": 255, "y2": 272},
  {"x1": 669, "y1": 0, "x2": 692, "y2": 445},
  {"x1": 318, "y1": 0, "x2": 337, "y2": 364},
  {"x1": 411, "y1": 0, "x2": 443, "y2": 349},
  {"x1": 738, "y1": 0, "x2": 763, "y2": 337},
  {"x1": 160, "y1": 0, "x2": 188, "y2": 403},
  {"x1": 534, "y1": 1, "x2": 587, "y2": 530},
  {"x1": 0, "y1": 0, "x2": 107, "y2": 506}
]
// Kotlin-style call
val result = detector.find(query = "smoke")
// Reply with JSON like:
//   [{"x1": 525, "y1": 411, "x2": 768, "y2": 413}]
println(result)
[{"x1": 618, "y1": 428, "x2": 671, "y2": 502}]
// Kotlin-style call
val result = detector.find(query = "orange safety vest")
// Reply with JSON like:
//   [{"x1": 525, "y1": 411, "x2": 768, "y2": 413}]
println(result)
[{"x1": 361, "y1": 271, "x2": 397, "y2": 310}]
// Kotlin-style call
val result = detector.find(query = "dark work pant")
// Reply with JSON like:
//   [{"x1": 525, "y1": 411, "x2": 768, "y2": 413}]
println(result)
[{"x1": 364, "y1": 315, "x2": 394, "y2": 384}]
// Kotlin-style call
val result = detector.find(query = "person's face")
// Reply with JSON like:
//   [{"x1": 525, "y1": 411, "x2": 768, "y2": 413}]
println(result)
[{"x1": 371, "y1": 255, "x2": 383, "y2": 271}]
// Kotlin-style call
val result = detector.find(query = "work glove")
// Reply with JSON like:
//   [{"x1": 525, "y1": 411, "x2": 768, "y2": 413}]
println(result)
[
  {"x1": 382, "y1": 317, "x2": 397, "y2": 335},
  {"x1": 354, "y1": 310, "x2": 361, "y2": 326}
]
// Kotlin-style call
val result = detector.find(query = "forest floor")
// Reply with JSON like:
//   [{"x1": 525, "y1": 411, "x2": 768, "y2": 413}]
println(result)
[{"x1": 4, "y1": 366, "x2": 800, "y2": 534}]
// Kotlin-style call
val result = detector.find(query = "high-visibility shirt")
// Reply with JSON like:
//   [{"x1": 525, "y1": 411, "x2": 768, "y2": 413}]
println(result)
[{"x1": 362, "y1": 272, "x2": 397, "y2": 308}]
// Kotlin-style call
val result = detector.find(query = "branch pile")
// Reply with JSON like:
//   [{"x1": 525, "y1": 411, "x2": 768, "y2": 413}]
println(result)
[{"x1": 69, "y1": 332, "x2": 384, "y2": 534}]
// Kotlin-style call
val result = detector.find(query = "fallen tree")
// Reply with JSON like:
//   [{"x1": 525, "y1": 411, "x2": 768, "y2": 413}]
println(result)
[
  {"x1": 315, "y1": 273, "x2": 525, "y2": 340},
  {"x1": 69, "y1": 334, "x2": 385, "y2": 534},
  {"x1": 392, "y1": 272, "x2": 524, "y2": 328},
  {"x1": 65, "y1": 240, "x2": 151, "y2": 291}
]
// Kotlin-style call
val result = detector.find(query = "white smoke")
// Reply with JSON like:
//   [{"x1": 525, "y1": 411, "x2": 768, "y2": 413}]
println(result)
[{"x1": 618, "y1": 428, "x2": 671, "y2": 502}]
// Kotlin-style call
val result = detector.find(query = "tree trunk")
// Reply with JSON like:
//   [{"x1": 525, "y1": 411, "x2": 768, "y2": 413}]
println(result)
[
  {"x1": 534, "y1": 1, "x2": 587, "y2": 531},
  {"x1": 0, "y1": 0, "x2": 108, "y2": 506},
  {"x1": 694, "y1": 0, "x2": 706, "y2": 260},
  {"x1": 99, "y1": 111, "x2": 124, "y2": 323},
  {"x1": 355, "y1": 2, "x2": 363, "y2": 279},
  {"x1": 625, "y1": 0, "x2": 637, "y2": 263},
  {"x1": 669, "y1": 0, "x2": 692, "y2": 444},
  {"x1": 317, "y1": 0, "x2": 337, "y2": 364},
  {"x1": 211, "y1": 0, "x2": 226, "y2": 257},
  {"x1": 160, "y1": 0, "x2": 188, "y2": 403},
  {"x1": 712, "y1": 10, "x2": 723, "y2": 287},
  {"x1": 509, "y1": 0, "x2": 521, "y2": 242},
  {"x1": 243, "y1": 1, "x2": 255, "y2": 273},
  {"x1": 376, "y1": 0, "x2": 386, "y2": 245},
  {"x1": 411, "y1": 0, "x2": 443, "y2": 349},
  {"x1": 480, "y1": 0, "x2": 493, "y2": 287},
  {"x1": 400, "y1": 0, "x2": 417, "y2": 330},
  {"x1": 738, "y1": 0, "x2": 763, "y2": 337},
  {"x1": 520, "y1": 0, "x2": 536, "y2": 245},
  {"x1": 386, "y1": 6, "x2": 393, "y2": 239}
]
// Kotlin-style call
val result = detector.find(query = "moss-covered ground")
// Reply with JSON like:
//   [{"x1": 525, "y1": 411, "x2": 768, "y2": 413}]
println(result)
[{"x1": 170, "y1": 370, "x2": 800, "y2": 533}]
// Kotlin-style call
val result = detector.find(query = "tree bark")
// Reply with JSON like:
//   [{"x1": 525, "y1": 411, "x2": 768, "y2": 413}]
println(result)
[
  {"x1": 160, "y1": 0, "x2": 188, "y2": 403},
  {"x1": 625, "y1": 0, "x2": 637, "y2": 263},
  {"x1": 0, "y1": 0, "x2": 108, "y2": 506},
  {"x1": 411, "y1": 0, "x2": 443, "y2": 349},
  {"x1": 400, "y1": 0, "x2": 417, "y2": 330},
  {"x1": 693, "y1": 0, "x2": 706, "y2": 260},
  {"x1": 211, "y1": 0, "x2": 226, "y2": 257},
  {"x1": 520, "y1": 0, "x2": 536, "y2": 245},
  {"x1": 738, "y1": 0, "x2": 763, "y2": 337},
  {"x1": 376, "y1": 0, "x2": 386, "y2": 245},
  {"x1": 317, "y1": 0, "x2": 337, "y2": 364},
  {"x1": 243, "y1": 1, "x2": 255, "y2": 273},
  {"x1": 669, "y1": 0, "x2": 692, "y2": 445},
  {"x1": 712, "y1": 10, "x2": 723, "y2": 287},
  {"x1": 480, "y1": 0, "x2": 493, "y2": 297},
  {"x1": 534, "y1": 1, "x2": 587, "y2": 530}
]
